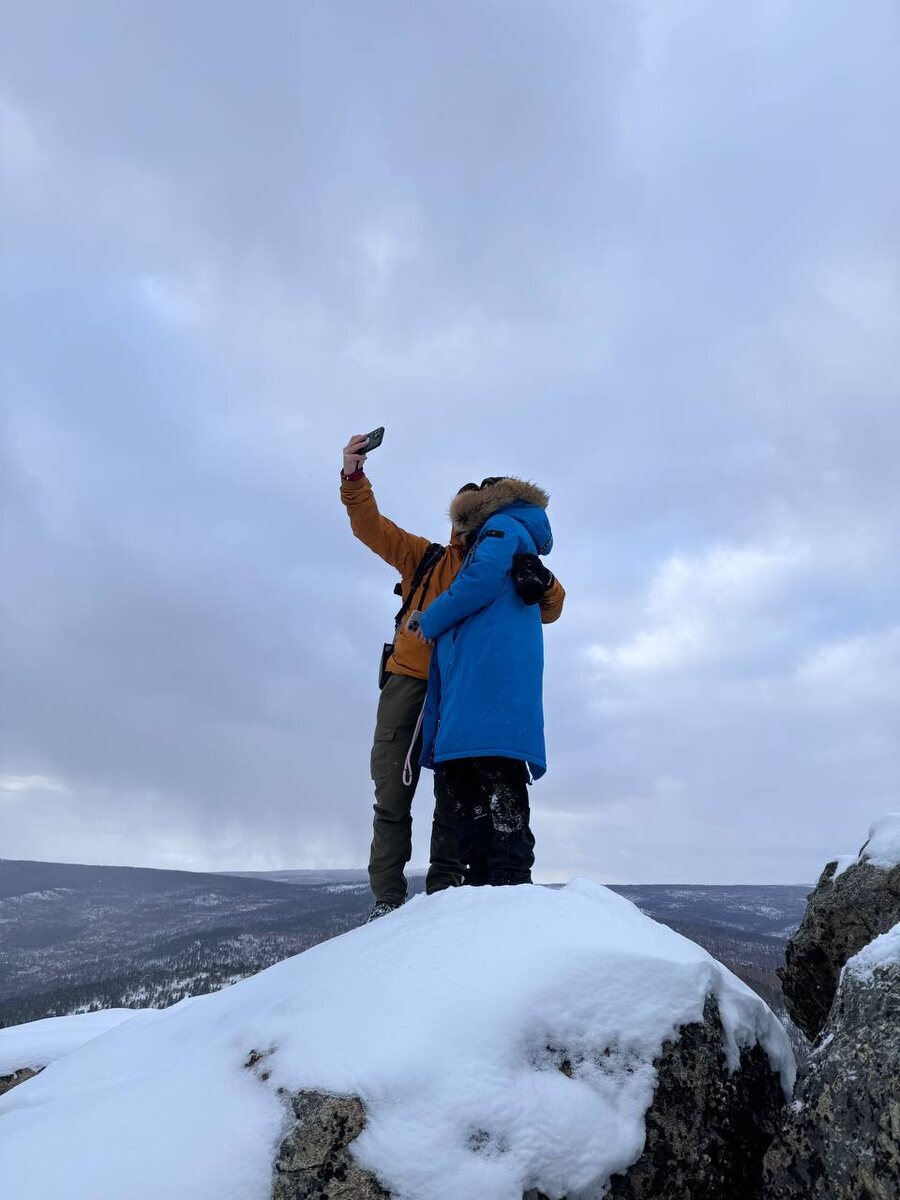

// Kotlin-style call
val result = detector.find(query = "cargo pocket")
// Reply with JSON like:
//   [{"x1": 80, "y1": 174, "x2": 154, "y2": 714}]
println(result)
[{"x1": 370, "y1": 726, "x2": 398, "y2": 784}]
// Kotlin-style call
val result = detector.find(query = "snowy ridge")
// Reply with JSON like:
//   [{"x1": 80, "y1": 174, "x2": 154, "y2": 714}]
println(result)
[{"x1": 0, "y1": 881, "x2": 794, "y2": 1200}]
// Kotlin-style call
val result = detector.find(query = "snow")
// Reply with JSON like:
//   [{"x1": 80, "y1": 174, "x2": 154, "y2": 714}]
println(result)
[
  {"x1": 811, "y1": 1032, "x2": 834, "y2": 1056},
  {"x1": 0, "y1": 1009, "x2": 144, "y2": 1076},
  {"x1": 0, "y1": 881, "x2": 795, "y2": 1200},
  {"x1": 845, "y1": 922, "x2": 900, "y2": 983},
  {"x1": 832, "y1": 854, "x2": 858, "y2": 879},
  {"x1": 860, "y1": 813, "x2": 900, "y2": 870},
  {"x1": 833, "y1": 813, "x2": 900, "y2": 878}
]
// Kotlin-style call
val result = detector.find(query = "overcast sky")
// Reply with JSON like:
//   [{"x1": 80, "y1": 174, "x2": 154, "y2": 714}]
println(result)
[{"x1": 2, "y1": 1, "x2": 898, "y2": 884}]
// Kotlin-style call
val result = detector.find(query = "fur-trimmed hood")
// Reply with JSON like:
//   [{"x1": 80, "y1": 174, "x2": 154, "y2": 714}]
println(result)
[{"x1": 449, "y1": 477, "x2": 549, "y2": 535}]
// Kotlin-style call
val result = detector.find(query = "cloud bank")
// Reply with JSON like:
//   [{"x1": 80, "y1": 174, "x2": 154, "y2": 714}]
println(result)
[{"x1": 2, "y1": 1, "x2": 898, "y2": 882}]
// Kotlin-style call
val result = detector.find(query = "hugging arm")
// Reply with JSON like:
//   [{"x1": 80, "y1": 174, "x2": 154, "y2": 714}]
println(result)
[
  {"x1": 539, "y1": 576, "x2": 565, "y2": 623},
  {"x1": 417, "y1": 523, "x2": 517, "y2": 640}
]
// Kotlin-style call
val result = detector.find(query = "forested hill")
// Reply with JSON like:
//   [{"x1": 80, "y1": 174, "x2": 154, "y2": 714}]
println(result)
[{"x1": 0, "y1": 859, "x2": 372, "y2": 1026}]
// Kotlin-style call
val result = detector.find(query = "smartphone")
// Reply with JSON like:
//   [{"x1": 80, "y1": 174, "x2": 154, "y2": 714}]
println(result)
[
  {"x1": 406, "y1": 609, "x2": 424, "y2": 633},
  {"x1": 359, "y1": 426, "x2": 385, "y2": 455}
]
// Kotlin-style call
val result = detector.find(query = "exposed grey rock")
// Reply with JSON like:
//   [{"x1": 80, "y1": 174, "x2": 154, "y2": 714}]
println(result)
[
  {"x1": 272, "y1": 997, "x2": 787, "y2": 1200},
  {"x1": 0, "y1": 1067, "x2": 41, "y2": 1098},
  {"x1": 780, "y1": 855, "x2": 900, "y2": 1040},
  {"x1": 606, "y1": 997, "x2": 785, "y2": 1200},
  {"x1": 763, "y1": 950, "x2": 900, "y2": 1199},
  {"x1": 272, "y1": 1090, "x2": 389, "y2": 1200}
]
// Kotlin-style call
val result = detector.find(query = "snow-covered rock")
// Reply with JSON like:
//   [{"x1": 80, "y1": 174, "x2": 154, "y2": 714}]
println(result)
[
  {"x1": 0, "y1": 1008, "x2": 145, "y2": 1097},
  {"x1": 827, "y1": 814, "x2": 900, "y2": 879},
  {"x1": 274, "y1": 995, "x2": 788, "y2": 1200},
  {"x1": 845, "y1": 921, "x2": 900, "y2": 982},
  {"x1": 0, "y1": 881, "x2": 794, "y2": 1200},
  {"x1": 764, "y1": 921, "x2": 900, "y2": 1199},
  {"x1": 859, "y1": 813, "x2": 900, "y2": 870},
  {"x1": 780, "y1": 814, "x2": 900, "y2": 1040},
  {"x1": 0, "y1": 1067, "x2": 41, "y2": 1098},
  {"x1": 0, "y1": 1009, "x2": 142, "y2": 1077}
]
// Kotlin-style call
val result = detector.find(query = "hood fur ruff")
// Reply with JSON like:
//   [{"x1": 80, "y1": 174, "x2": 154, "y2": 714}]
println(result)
[{"x1": 449, "y1": 477, "x2": 550, "y2": 535}]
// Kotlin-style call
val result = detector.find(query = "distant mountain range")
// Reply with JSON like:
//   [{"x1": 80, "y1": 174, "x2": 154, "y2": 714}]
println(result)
[
  {"x1": 0, "y1": 859, "x2": 810, "y2": 1049},
  {"x1": 226, "y1": 868, "x2": 373, "y2": 886}
]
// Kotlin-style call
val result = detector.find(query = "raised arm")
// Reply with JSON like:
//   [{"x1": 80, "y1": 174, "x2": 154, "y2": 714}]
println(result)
[{"x1": 339, "y1": 435, "x2": 430, "y2": 577}]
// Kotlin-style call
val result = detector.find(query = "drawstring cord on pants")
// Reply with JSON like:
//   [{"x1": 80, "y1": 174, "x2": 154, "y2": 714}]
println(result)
[{"x1": 402, "y1": 699, "x2": 427, "y2": 787}]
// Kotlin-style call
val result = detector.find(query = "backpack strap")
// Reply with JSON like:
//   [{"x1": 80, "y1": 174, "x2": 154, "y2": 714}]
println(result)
[{"x1": 394, "y1": 543, "x2": 445, "y2": 630}]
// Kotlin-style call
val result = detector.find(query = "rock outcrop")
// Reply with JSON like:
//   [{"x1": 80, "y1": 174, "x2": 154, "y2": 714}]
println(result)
[
  {"x1": 273, "y1": 996, "x2": 786, "y2": 1200},
  {"x1": 607, "y1": 998, "x2": 784, "y2": 1200},
  {"x1": 764, "y1": 929, "x2": 900, "y2": 1199},
  {"x1": 779, "y1": 851, "x2": 900, "y2": 1041},
  {"x1": 273, "y1": 1091, "x2": 389, "y2": 1200}
]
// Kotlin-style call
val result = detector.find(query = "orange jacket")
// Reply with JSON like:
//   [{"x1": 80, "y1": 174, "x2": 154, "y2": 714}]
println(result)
[{"x1": 340, "y1": 473, "x2": 565, "y2": 680}]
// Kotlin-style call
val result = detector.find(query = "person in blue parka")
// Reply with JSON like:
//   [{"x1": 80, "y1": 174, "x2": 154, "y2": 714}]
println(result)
[{"x1": 413, "y1": 476, "x2": 556, "y2": 886}]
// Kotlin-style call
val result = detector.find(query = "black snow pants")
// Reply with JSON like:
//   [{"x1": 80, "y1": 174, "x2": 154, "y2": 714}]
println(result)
[{"x1": 441, "y1": 756, "x2": 534, "y2": 886}]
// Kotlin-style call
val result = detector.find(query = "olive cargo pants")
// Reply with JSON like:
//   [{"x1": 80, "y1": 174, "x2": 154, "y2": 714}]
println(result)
[{"x1": 368, "y1": 672, "x2": 463, "y2": 904}]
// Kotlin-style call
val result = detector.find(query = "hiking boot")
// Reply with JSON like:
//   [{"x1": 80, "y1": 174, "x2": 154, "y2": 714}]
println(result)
[{"x1": 366, "y1": 899, "x2": 403, "y2": 922}]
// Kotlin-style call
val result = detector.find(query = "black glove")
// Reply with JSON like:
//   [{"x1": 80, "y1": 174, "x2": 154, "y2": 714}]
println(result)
[{"x1": 512, "y1": 553, "x2": 555, "y2": 605}]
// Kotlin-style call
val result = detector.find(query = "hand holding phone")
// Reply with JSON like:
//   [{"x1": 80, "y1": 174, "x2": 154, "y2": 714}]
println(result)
[
  {"x1": 343, "y1": 428, "x2": 383, "y2": 475},
  {"x1": 359, "y1": 426, "x2": 385, "y2": 455},
  {"x1": 343, "y1": 435, "x2": 368, "y2": 475}
]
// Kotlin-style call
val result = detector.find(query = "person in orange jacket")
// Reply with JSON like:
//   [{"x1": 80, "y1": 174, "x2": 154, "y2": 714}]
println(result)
[{"x1": 340, "y1": 434, "x2": 566, "y2": 920}]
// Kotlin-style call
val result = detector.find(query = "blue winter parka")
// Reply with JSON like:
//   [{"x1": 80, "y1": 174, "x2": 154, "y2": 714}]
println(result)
[{"x1": 417, "y1": 479, "x2": 553, "y2": 780}]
